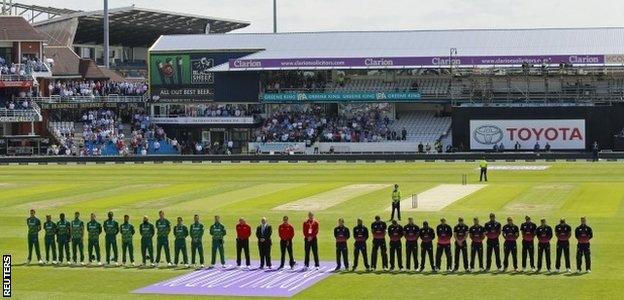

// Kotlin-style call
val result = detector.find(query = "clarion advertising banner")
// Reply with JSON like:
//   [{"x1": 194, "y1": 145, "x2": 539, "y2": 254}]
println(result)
[
  {"x1": 469, "y1": 119, "x2": 586, "y2": 150},
  {"x1": 229, "y1": 54, "x2": 607, "y2": 70}
]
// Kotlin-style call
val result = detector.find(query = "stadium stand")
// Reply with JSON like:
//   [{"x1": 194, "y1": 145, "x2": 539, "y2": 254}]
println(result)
[
  {"x1": 389, "y1": 111, "x2": 451, "y2": 144},
  {"x1": 333, "y1": 78, "x2": 414, "y2": 92},
  {"x1": 45, "y1": 110, "x2": 177, "y2": 156},
  {"x1": 47, "y1": 80, "x2": 148, "y2": 98},
  {"x1": 254, "y1": 105, "x2": 394, "y2": 143}
]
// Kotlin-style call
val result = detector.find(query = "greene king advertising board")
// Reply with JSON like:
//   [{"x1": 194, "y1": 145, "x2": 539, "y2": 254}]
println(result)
[{"x1": 470, "y1": 119, "x2": 586, "y2": 150}]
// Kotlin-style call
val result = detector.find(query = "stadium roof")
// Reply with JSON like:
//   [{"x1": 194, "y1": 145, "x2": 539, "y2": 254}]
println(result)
[
  {"x1": 0, "y1": 16, "x2": 46, "y2": 41},
  {"x1": 43, "y1": 46, "x2": 81, "y2": 77},
  {"x1": 34, "y1": 6, "x2": 249, "y2": 47},
  {"x1": 150, "y1": 27, "x2": 624, "y2": 71}
]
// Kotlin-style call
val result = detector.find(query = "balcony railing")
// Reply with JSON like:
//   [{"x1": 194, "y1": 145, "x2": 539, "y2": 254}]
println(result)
[
  {"x1": 0, "y1": 74, "x2": 33, "y2": 82},
  {"x1": 0, "y1": 107, "x2": 41, "y2": 122}
]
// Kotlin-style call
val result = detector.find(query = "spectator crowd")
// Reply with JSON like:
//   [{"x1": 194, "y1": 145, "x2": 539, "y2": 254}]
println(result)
[
  {"x1": 262, "y1": 71, "x2": 328, "y2": 92},
  {"x1": 130, "y1": 112, "x2": 172, "y2": 155},
  {"x1": 2, "y1": 97, "x2": 34, "y2": 110},
  {"x1": 253, "y1": 106, "x2": 396, "y2": 143},
  {"x1": 0, "y1": 56, "x2": 48, "y2": 76},
  {"x1": 48, "y1": 80, "x2": 148, "y2": 98}
]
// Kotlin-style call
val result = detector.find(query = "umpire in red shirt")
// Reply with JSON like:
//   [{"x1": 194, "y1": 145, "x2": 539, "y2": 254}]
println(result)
[
  {"x1": 303, "y1": 212, "x2": 320, "y2": 270},
  {"x1": 278, "y1": 216, "x2": 296, "y2": 270},
  {"x1": 236, "y1": 218, "x2": 251, "y2": 268}
]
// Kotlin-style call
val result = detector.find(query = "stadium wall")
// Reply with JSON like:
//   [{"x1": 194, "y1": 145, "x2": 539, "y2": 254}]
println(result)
[
  {"x1": 452, "y1": 104, "x2": 624, "y2": 150},
  {"x1": 0, "y1": 152, "x2": 619, "y2": 164}
]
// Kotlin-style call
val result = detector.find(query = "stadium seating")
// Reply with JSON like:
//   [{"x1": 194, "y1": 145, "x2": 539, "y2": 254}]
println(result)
[
  {"x1": 389, "y1": 111, "x2": 451, "y2": 144},
  {"x1": 333, "y1": 78, "x2": 414, "y2": 92}
]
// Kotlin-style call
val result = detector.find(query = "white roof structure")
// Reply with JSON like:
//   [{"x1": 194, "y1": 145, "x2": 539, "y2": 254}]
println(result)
[{"x1": 150, "y1": 28, "x2": 624, "y2": 71}]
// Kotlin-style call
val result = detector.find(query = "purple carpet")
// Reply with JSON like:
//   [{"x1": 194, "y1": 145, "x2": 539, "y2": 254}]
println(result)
[{"x1": 133, "y1": 260, "x2": 335, "y2": 297}]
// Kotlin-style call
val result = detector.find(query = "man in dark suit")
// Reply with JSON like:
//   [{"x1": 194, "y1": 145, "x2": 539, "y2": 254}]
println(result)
[{"x1": 256, "y1": 217, "x2": 272, "y2": 269}]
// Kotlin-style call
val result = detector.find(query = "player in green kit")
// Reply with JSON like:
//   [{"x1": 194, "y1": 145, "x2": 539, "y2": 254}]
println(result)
[
  {"x1": 103, "y1": 211, "x2": 119, "y2": 266},
  {"x1": 43, "y1": 215, "x2": 57, "y2": 264},
  {"x1": 70, "y1": 211, "x2": 85, "y2": 265},
  {"x1": 120, "y1": 214, "x2": 135, "y2": 266},
  {"x1": 190, "y1": 214, "x2": 205, "y2": 268},
  {"x1": 140, "y1": 215, "x2": 155, "y2": 267},
  {"x1": 26, "y1": 209, "x2": 42, "y2": 264},
  {"x1": 87, "y1": 213, "x2": 103, "y2": 265},
  {"x1": 155, "y1": 210, "x2": 173, "y2": 267},
  {"x1": 173, "y1": 216, "x2": 189, "y2": 267},
  {"x1": 56, "y1": 213, "x2": 71, "y2": 264},
  {"x1": 210, "y1": 215, "x2": 227, "y2": 268}
]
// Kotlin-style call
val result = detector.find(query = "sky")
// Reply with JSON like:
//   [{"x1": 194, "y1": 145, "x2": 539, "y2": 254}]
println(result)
[{"x1": 16, "y1": 0, "x2": 624, "y2": 33}]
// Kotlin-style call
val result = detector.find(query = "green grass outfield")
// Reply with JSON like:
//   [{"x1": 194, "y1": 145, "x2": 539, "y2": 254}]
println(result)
[{"x1": 2, "y1": 162, "x2": 624, "y2": 299}]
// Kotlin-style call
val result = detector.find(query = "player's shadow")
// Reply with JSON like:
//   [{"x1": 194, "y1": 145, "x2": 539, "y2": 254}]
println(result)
[
  {"x1": 420, "y1": 271, "x2": 440, "y2": 276},
  {"x1": 138, "y1": 265, "x2": 156, "y2": 269},
  {"x1": 85, "y1": 264, "x2": 102, "y2": 268},
  {"x1": 342, "y1": 270, "x2": 369, "y2": 275},
  {"x1": 264, "y1": 268, "x2": 280, "y2": 273}
]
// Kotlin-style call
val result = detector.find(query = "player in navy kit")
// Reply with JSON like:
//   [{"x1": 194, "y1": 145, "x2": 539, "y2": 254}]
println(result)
[
  {"x1": 435, "y1": 218, "x2": 453, "y2": 272},
  {"x1": 453, "y1": 217, "x2": 469, "y2": 272},
  {"x1": 502, "y1": 217, "x2": 519, "y2": 272},
  {"x1": 469, "y1": 217, "x2": 486, "y2": 271},
  {"x1": 536, "y1": 218, "x2": 553, "y2": 273},
  {"x1": 555, "y1": 218, "x2": 572, "y2": 273},
  {"x1": 370, "y1": 216, "x2": 388, "y2": 271},
  {"x1": 520, "y1": 216, "x2": 537, "y2": 271},
  {"x1": 575, "y1": 217, "x2": 593, "y2": 273},
  {"x1": 484, "y1": 213, "x2": 502, "y2": 271},
  {"x1": 403, "y1": 218, "x2": 419, "y2": 271},
  {"x1": 387, "y1": 220, "x2": 404, "y2": 271},
  {"x1": 419, "y1": 221, "x2": 435, "y2": 272},
  {"x1": 352, "y1": 218, "x2": 370, "y2": 271}
]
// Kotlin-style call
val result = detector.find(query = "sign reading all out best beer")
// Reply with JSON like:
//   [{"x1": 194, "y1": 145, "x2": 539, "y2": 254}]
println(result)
[{"x1": 149, "y1": 51, "x2": 256, "y2": 103}]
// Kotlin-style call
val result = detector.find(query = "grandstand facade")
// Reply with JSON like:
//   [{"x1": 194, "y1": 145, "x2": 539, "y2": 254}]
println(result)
[
  {"x1": 147, "y1": 28, "x2": 624, "y2": 154},
  {"x1": 0, "y1": 16, "x2": 45, "y2": 155},
  {"x1": 0, "y1": 3, "x2": 250, "y2": 156}
]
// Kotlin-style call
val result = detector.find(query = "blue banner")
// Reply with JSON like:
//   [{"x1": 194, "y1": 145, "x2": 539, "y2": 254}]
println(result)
[{"x1": 261, "y1": 91, "x2": 421, "y2": 102}]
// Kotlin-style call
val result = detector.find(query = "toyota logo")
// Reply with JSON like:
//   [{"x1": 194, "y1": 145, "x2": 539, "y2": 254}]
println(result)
[{"x1": 473, "y1": 125, "x2": 503, "y2": 145}]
